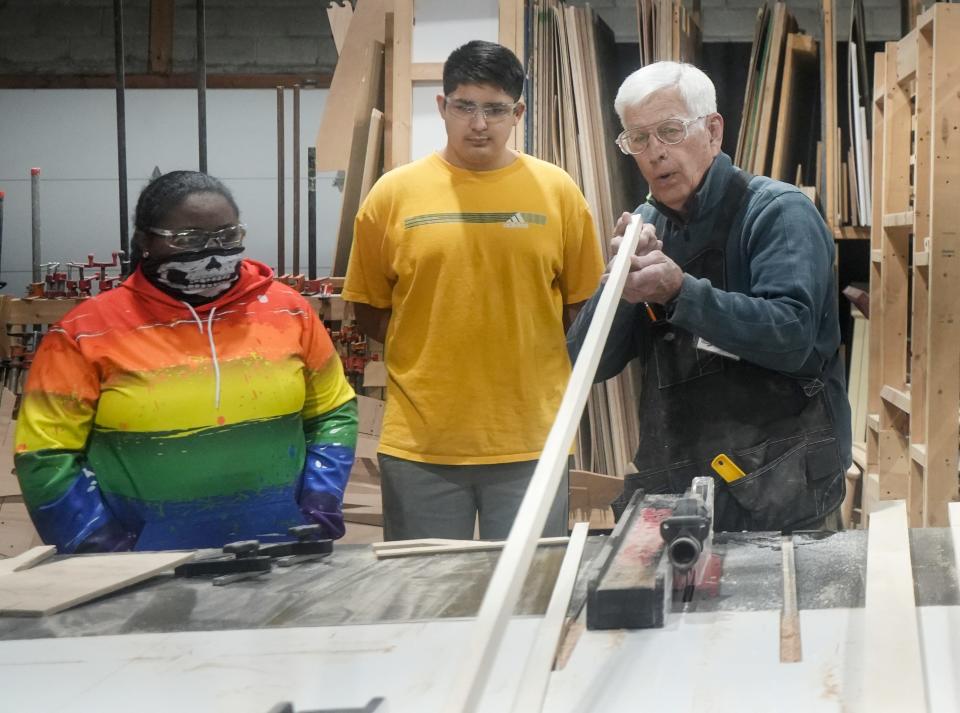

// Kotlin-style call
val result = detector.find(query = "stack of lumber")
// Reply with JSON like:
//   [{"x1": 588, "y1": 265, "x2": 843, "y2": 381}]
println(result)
[
  {"x1": 844, "y1": 0, "x2": 872, "y2": 228},
  {"x1": 529, "y1": 1, "x2": 643, "y2": 477},
  {"x1": 735, "y1": 3, "x2": 820, "y2": 186},
  {"x1": 637, "y1": 0, "x2": 702, "y2": 66}
]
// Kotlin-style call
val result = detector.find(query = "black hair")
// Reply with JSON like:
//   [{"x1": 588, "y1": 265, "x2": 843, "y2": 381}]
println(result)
[
  {"x1": 442, "y1": 41, "x2": 525, "y2": 100},
  {"x1": 129, "y1": 170, "x2": 239, "y2": 269},
  {"x1": 133, "y1": 170, "x2": 239, "y2": 232}
]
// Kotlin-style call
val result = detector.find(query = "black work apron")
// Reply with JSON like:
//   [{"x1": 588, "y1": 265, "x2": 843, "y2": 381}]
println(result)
[{"x1": 617, "y1": 172, "x2": 845, "y2": 533}]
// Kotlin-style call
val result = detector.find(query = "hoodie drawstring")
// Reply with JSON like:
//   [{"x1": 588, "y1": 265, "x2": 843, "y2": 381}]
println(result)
[{"x1": 184, "y1": 303, "x2": 222, "y2": 409}]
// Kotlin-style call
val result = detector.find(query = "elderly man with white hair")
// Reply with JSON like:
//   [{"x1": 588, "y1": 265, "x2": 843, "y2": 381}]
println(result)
[{"x1": 568, "y1": 61, "x2": 851, "y2": 533}]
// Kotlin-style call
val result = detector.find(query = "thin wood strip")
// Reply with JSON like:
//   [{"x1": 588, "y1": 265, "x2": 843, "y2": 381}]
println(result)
[
  {"x1": 860, "y1": 501, "x2": 928, "y2": 712},
  {"x1": 779, "y1": 535, "x2": 802, "y2": 663},
  {"x1": 823, "y1": 0, "x2": 838, "y2": 229},
  {"x1": 374, "y1": 537, "x2": 570, "y2": 560},
  {"x1": 442, "y1": 217, "x2": 642, "y2": 713},
  {"x1": 510, "y1": 522, "x2": 589, "y2": 713}
]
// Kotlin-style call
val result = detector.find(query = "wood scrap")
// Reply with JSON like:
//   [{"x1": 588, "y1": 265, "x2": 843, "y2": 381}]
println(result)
[
  {"x1": 0, "y1": 544, "x2": 55, "y2": 574},
  {"x1": 0, "y1": 550, "x2": 194, "y2": 617}
]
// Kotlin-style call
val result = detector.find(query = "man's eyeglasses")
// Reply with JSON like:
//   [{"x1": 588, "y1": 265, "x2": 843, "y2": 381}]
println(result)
[
  {"x1": 615, "y1": 115, "x2": 708, "y2": 155},
  {"x1": 444, "y1": 97, "x2": 520, "y2": 124},
  {"x1": 144, "y1": 224, "x2": 246, "y2": 252}
]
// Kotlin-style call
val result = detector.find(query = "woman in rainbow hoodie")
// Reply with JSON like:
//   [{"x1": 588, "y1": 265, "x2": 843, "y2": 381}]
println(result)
[{"x1": 14, "y1": 171, "x2": 358, "y2": 552}]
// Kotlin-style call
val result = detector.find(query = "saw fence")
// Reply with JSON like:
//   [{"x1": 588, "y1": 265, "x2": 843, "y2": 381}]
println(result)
[{"x1": 863, "y1": 3, "x2": 960, "y2": 527}]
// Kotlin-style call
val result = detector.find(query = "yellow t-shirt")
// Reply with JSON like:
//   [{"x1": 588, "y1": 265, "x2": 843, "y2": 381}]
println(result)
[{"x1": 342, "y1": 152, "x2": 603, "y2": 464}]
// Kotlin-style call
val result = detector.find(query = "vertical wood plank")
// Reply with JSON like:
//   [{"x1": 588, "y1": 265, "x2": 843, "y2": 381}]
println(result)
[
  {"x1": 877, "y1": 43, "x2": 911, "y2": 505},
  {"x1": 148, "y1": 0, "x2": 175, "y2": 75},
  {"x1": 822, "y1": 0, "x2": 839, "y2": 229},
  {"x1": 389, "y1": 0, "x2": 412, "y2": 168},
  {"x1": 922, "y1": 4, "x2": 960, "y2": 525},
  {"x1": 865, "y1": 51, "x2": 885, "y2": 497}
]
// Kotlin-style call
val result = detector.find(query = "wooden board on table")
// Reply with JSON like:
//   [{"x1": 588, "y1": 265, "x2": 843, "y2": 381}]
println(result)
[{"x1": 0, "y1": 550, "x2": 194, "y2": 616}]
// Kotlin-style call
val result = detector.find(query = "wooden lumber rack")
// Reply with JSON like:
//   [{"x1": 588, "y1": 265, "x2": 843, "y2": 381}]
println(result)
[{"x1": 864, "y1": 3, "x2": 960, "y2": 527}]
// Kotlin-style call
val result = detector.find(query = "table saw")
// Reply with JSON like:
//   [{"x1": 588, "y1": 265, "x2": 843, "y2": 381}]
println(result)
[{"x1": 0, "y1": 519, "x2": 957, "y2": 713}]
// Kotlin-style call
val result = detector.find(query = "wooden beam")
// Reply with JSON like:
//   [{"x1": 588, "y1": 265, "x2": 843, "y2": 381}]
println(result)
[
  {"x1": 442, "y1": 218, "x2": 642, "y2": 713},
  {"x1": 0, "y1": 74, "x2": 332, "y2": 89},
  {"x1": 823, "y1": 0, "x2": 839, "y2": 229},
  {"x1": 389, "y1": 0, "x2": 413, "y2": 168},
  {"x1": 411, "y1": 62, "x2": 443, "y2": 82},
  {"x1": 861, "y1": 501, "x2": 928, "y2": 712},
  {"x1": 149, "y1": 0, "x2": 175, "y2": 75}
]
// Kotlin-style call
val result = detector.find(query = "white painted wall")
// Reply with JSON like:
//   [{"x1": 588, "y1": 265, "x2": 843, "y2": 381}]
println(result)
[
  {"x1": 0, "y1": 87, "x2": 344, "y2": 295},
  {"x1": 0, "y1": 0, "x2": 504, "y2": 296}
]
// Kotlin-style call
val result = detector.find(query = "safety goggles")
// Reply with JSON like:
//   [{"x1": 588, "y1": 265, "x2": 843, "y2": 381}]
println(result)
[
  {"x1": 616, "y1": 115, "x2": 707, "y2": 155},
  {"x1": 144, "y1": 223, "x2": 246, "y2": 252},
  {"x1": 444, "y1": 97, "x2": 520, "y2": 124}
]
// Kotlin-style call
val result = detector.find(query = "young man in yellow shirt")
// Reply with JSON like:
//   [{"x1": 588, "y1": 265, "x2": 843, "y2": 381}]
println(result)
[{"x1": 343, "y1": 40, "x2": 603, "y2": 540}]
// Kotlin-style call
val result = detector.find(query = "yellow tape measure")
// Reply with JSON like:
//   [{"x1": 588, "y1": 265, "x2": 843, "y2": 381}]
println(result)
[{"x1": 710, "y1": 453, "x2": 746, "y2": 483}]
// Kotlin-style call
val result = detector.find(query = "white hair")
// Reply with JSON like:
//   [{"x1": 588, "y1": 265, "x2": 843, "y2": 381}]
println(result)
[{"x1": 614, "y1": 62, "x2": 717, "y2": 125}]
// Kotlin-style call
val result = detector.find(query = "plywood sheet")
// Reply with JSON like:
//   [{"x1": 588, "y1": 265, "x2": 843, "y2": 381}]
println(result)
[{"x1": 0, "y1": 550, "x2": 194, "y2": 617}]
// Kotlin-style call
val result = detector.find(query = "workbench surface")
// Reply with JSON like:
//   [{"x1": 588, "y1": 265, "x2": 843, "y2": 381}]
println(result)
[
  {"x1": 0, "y1": 530, "x2": 958, "y2": 712},
  {"x1": 0, "y1": 529, "x2": 956, "y2": 642}
]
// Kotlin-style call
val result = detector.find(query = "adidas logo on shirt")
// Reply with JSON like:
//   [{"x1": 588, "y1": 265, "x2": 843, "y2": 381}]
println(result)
[{"x1": 503, "y1": 212, "x2": 529, "y2": 229}]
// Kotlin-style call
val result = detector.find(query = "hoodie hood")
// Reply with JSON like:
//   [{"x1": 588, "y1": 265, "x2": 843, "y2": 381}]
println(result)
[{"x1": 121, "y1": 258, "x2": 275, "y2": 314}]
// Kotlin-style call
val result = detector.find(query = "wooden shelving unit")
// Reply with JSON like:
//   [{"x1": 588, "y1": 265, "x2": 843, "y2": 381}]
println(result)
[{"x1": 865, "y1": 3, "x2": 960, "y2": 527}]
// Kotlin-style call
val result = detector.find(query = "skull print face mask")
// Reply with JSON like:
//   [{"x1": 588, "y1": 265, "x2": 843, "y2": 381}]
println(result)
[{"x1": 141, "y1": 247, "x2": 244, "y2": 303}]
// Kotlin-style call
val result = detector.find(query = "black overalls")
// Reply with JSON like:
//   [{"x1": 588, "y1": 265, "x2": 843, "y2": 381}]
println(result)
[{"x1": 616, "y1": 171, "x2": 845, "y2": 532}]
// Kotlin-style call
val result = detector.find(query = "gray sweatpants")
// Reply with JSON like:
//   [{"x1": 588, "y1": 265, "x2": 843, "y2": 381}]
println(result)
[{"x1": 378, "y1": 454, "x2": 569, "y2": 541}]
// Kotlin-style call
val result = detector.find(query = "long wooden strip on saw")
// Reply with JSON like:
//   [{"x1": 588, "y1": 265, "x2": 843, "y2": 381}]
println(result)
[
  {"x1": 443, "y1": 216, "x2": 642, "y2": 713},
  {"x1": 860, "y1": 500, "x2": 928, "y2": 712},
  {"x1": 0, "y1": 550, "x2": 194, "y2": 617},
  {"x1": 511, "y1": 522, "x2": 589, "y2": 713},
  {"x1": 373, "y1": 536, "x2": 569, "y2": 559}
]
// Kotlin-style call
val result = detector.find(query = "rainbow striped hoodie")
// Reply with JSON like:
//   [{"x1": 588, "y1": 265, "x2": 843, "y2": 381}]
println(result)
[{"x1": 14, "y1": 259, "x2": 357, "y2": 552}]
